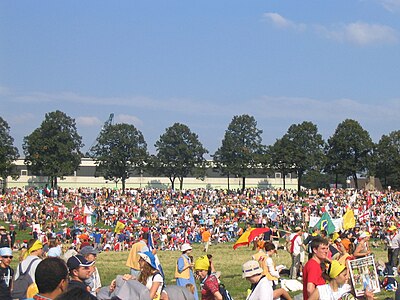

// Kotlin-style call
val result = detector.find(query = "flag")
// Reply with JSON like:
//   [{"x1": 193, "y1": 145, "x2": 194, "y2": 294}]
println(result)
[
  {"x1": 114, "y1": 221, "x2": 125, "y2": 234},
  {"x1": 148, "y1": 230, "x2": 165, "y2": 278},
  {"x1": 358, "y1": 211, "x2": 370, "y2": 223},
  {"x1": 343, "y1": 209, "x2": 356, "y2": 230},
  {"x1": 314, "y1": 212, "x2": 336, "y2": 235}
]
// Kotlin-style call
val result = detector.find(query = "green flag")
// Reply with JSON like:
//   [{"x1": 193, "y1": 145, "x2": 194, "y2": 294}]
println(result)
[{"x1": 314, "y1": 212, "x2": 335, "y2": 234}]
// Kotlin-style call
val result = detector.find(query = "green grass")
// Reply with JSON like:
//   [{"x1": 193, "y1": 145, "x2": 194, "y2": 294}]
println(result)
[
  {"x1": 4, "y1": 221, "x2": 394, "y2": 299},
  {"x1": 94, "y1": 242, "x2": 393, "y2": 300}
]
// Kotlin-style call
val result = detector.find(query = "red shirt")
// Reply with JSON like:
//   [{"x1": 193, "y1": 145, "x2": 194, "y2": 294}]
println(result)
[
  {"x1": 201, "y1": 275, "x2": 220, "y2": 300},
  {"x1": 302, "y1": 258, "x2": 326, "y2": 300}
]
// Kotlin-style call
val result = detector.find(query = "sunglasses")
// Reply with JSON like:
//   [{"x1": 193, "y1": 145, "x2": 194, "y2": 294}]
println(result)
[{"x1": 1, "y1": 256, "x2": 13, "y2": 259}]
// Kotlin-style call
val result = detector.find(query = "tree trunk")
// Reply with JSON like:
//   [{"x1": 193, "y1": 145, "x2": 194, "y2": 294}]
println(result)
[
  {"x1": 335, "y1": 173, "x2": 338, "y2": 188},
  {"x1": 179, "y1": 177, "x2": 184, "y2": 190},
  {"x1": 227, "y1": 174, "x2": 230, "y2": 191},
  {"x1": 169, "y1": 177, "x2": 175, "y2": 190},
  {"x1": 54, "y1": 176, "x2": 58, "y2": 189},
  {"x1": 353, "y1": 173, "x2": 358, "y2": 189},
  {"x1": 283, "y1": 172, "x2": 286, "y2": 189},
  {"x1": 242, "y1": 177, "x2": 246, "y2": 192},
  {"x1": 297, "y1": 171, "x2": 302, "y2": 192},
  {"x1": 122, "y1": 178, "x2": 126, "y2": 195}
]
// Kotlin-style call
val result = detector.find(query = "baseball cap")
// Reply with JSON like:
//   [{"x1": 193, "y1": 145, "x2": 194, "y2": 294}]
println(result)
[
  {"x1": 0, "y1": 247, "x2": 13, "y2": 257},
  {"x1": 79, "y1": 246, "x2": 99, "y2": 257},
  {"x1": 67, "y1": 254, "x2": 94, "y2": 271}
]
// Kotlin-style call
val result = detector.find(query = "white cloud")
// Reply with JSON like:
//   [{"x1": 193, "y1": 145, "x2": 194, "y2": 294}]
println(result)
[
  {"x1": 76, "y1": 116, "x2": 102, "y2": 127},
  {"x1": 377, "y1": 0, "x2": 400, "y2": 12},
  {"x1": 323, "y1": 22, "x2": 399, "y2": 45},
  {"x1": 263, "y1": 12, "x2": 306, "y2": 31},
  {"x1": 115, "y1": 114, "x2": 143, "y2": 127}
]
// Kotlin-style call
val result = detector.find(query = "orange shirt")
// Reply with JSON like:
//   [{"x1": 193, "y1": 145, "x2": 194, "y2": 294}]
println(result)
[{"x1": 202, "y1": 230, "x2": 211, "y2": 242}]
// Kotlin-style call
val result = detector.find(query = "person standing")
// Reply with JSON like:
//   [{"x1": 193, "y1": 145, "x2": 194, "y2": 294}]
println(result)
[
  {"x1": 289, "y1": 227, "x2": 305, "y2": 279},
  {"x1": 303, "y1": 236, "x2": 329, "y2": 300},
  {"x1": 202, "y1": 228, "x2": 211, "y2": 253},
  {"x1": 0, "y1": 226, "x2": 11, "y2": 248},
  {"x1": 0, "y1": 247, "x2": 14, "y2": 300},
  {"x1": 386, "y1": 226, "x2": 399, "y2": 267},
  {"x1": 194, "y1": 255, "x2": 222, "y2": 300},
  {"x1": 126, "y1": 232, "x2": 149, "y2": 277},
  {"x1": 175, "y1": 243, "x2": 198, "y2": 300},
  {"x1": 242, "y1": 260, "x2": 273, "y2": 300}
]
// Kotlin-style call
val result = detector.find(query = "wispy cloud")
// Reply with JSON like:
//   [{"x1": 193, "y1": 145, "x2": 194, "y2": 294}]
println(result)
[
  {"x1": 318, "y1": 22, "x2": 398, "y2": 45},
  {"x1": 10, "y1": 113, "x2": 35, "y2": 125},
  {"x1": 115, "y1": 114, "x2": 143, "y2": 127},
  {"x1": 76, "y1": 116, "x2": 102, "y2": 127},
  {"x1": 263, "y1": 12, "x2": 398, "y2": 46},
  {"x1": 377, "y1": 0, "x2": 400, "y2": 13},
  {"x1": 263, "y1": 12, "x2": 306, "y2": 31}
]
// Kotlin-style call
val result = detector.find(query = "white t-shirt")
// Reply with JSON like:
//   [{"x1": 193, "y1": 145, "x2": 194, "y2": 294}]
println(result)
[
  {"x1": 146, "y1": 273, "x2": 163, "y2": 296},
  {"x1": 317, "y1": 284, "x2": 352, "y2": 300},
  {"x1": 246, "y1": 276, "x2": 273, "y2": 300},
  {"x1": 289, "y1": 234, "x2": 303, "y2": 255}
]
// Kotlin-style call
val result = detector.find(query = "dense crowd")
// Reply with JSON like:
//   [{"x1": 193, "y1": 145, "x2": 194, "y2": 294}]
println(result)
[{"x1": 0, "y1": 186, "x2": 399, "y2": 299}]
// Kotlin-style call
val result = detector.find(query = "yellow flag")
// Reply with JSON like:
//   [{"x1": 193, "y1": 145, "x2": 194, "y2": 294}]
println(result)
[
  {"x1": 115, "y1": 221, "x2": 126, "y2": 233},
  {"x1": 343, "y1": 209, "x2": 356, "y2": 230}
]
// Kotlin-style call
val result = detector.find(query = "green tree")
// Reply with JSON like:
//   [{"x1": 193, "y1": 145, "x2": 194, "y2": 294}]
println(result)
[
  {"x1": 213, "y1": 115, "x2": 264, "y2": 191},
  {"x1": 89, "y1": 123, "x2": 148, "y2": 193},
  {"x1": 268, "y1": 136, "x2": 292, "y2": 189},
  {"x1": 373, "y1": 131, "x2": 400, "y2": 189},
  {"x1": 325, "y1": 119, "x2": 373, "y2": 189},
  {"x1": 0, "y1": 117, "x2": 19, "y2": 192},
  {"x1": 284, "y1": 121, "x2": 325, "y2": 191},
  {"x1": 154, "y1": 123, "x2": 208, "y2": 190},
  {"x1": 23, "y1": 110, "x2": 83, "y2": 188}
]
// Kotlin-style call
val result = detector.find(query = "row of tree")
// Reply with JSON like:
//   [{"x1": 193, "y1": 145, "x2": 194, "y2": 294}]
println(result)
[{"x1": 1, "y1": 111, "x2": 399, "y2": 192}]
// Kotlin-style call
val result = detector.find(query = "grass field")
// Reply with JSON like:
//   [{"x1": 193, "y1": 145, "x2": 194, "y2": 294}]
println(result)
[
  {"x1": 3, "y1": 223, "x2": 394, "y2": 299},
  {"x1": 92, "y1": 242, "x2": 393, "y2": 300}
]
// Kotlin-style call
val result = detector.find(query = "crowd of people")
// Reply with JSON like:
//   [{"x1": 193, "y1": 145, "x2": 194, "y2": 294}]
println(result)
[{"x1": 0, "y1": 186, "x2": 399, "y2": 299}]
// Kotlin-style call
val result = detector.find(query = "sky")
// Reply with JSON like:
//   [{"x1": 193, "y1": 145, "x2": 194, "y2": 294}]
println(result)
[{"x1": 1, "y1": 1, "x2": 400, "y2": 157}]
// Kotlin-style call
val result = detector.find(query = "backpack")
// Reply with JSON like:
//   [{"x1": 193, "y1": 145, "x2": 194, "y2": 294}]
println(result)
[
  {"x1": 219, "y1": 282, "x2": 234, "y2": 300},
  {"x1": 11, "y1": 258, "x2": 40, "y2": 299},
  {"x1": 381, "y1": 275, "x2": 398, "y2": 291}
]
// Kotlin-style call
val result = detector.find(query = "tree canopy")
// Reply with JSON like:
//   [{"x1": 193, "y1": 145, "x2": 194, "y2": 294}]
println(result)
[
  {"x1": 213, "y1": 114, "x2": 264, "y2": 191},
  {"x1": 0, "y1": 117, "x2": 19, "y2": 191},
  {"x1": 154, "y1": 123, "x2": 208, "y2": 190},
  {"x1": 284, "y1": 121, "x2": 325, "y2": 191},
  {"x1": 89, "y1": 123, "x2": 148, "y2": 193},
  {"x1": 325, "y1": 119, "x2": 373, "y2": 189},
  {"x1": 23, "y1": 110, "x2": 83, "y2": 188}
]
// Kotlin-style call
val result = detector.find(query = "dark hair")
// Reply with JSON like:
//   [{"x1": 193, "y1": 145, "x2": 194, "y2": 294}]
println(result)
[
  {"x1": 310, "y1": 236, "x2": 329, "y2": 254},
  {"x1": 35, "y1": 257, "x2": 68, "y2": 293},
  {"x1": 55, "y1": 287, "x2": 94, "y2": 300},
  {"x1": 264, "y1": 241, "x2": 276, "y2": 252}
]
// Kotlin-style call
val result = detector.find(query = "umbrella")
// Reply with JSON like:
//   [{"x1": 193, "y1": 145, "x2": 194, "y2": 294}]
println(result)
[{"x1": 233, "y1": 227, "x2": 270, "y2": 250}]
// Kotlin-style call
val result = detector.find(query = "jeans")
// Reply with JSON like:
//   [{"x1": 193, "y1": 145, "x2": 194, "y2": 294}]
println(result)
[{"x1": 290, "y1": 253, "x2": 301, "y2": 279}]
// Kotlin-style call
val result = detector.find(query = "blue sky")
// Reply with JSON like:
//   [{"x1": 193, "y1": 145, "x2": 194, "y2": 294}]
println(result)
[{"x1": 1, "y1": 1, "x2": 399, "y2": 157}]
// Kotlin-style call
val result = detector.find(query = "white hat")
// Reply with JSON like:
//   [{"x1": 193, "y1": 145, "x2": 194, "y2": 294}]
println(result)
[
  {"x1": 181, "y1": 243, "x2": 193, "y2": 252},
  {"x1": 242, "y1": 260, "x2": 262, "y2": 278},
  {"x1": 0, "y1": 247, "x2": 13, "y2": 257}
]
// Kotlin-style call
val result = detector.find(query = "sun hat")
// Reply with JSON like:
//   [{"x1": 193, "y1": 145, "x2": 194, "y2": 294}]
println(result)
[
  {"x1": 79, "y1": 246, "x2": 99, "y2": 257},
  {"x1": 294, "y1": 226, "x2": 302, "y2": 232},
  {"x1": 328, "y1": 260, "x2": 346, "y2": 279},
  {"x1": 194, "y1": 255, "x2": 210, "y2": 271},
  {"x1": 0, "y1": 226, "x2": 6, "y2": 231},
  {"x1": 138, "y1": 251, "x2": 158, "y2": 270},
  {"x1": 181, "y1": 243, "x2": 193, "y2": 252},
  {"x1": 388, "y1": 225, "x2": 397, "y2": 231},
  {"x1": 0, "y1": 247, "x2": 13, "y2": 257},
  {"x1": 67, "y1": 254, "x2": 94, "y2": 271},
  {"x1": 242, "y1": 260, "x2": 263, "y2": 278}
]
